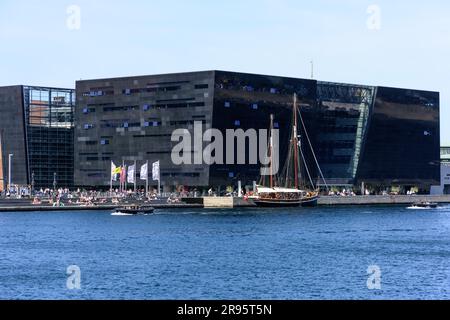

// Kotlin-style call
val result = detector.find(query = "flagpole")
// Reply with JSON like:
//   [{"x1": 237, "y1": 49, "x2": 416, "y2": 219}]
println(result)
[
  {"x1": 125, "y1": 165, "x2": 128, "y2": 193},
  {"x1": 146, "y1": 160, "x2": 149, "y2": 199},
  {"x1": 110, "y1": 161, "x2": 113, "y2": 194},
  {"x1": 134, "y1": 160, "x2": 137, "y2": 194},
  {"x1": 158, "y1": 161, "x2": 161, "y2": 197},
  {"x1": 122, "y1": 160, "x2": 125, "y2": 193}
]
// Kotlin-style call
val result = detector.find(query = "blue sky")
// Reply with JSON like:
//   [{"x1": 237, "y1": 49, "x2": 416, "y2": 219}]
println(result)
[{"x1": 0, "y1": 0, "x2": 449, "y2": 144}]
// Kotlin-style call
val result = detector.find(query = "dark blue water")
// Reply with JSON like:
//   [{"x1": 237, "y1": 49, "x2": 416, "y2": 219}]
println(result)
[{"x1": 1, "y1": 205, "x2": 449, "y2": 300}]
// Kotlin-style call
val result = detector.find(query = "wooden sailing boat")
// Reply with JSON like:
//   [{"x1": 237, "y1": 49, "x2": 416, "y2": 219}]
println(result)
[{"x1": 253, "y1": 94, "x2": 320, "y2": 207}]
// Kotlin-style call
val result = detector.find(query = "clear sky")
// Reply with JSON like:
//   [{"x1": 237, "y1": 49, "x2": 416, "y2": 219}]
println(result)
[{"x1": 0, "y1": 0, "x2": 448, "y2": 144}]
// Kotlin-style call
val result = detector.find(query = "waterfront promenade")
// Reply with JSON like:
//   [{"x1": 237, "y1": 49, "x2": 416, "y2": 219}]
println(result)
[
  {"x1": 318, "y1": 195, "x2": 450, "y2": 206},
  {"x1": 1, "y1": 195, "x2": 450, "y2": 212},
  {"x1": 197, "y1": 195, "x2": 450, "y2": 208},
  {"x1": 0, "y1": 198, "x2": 202, "y2": 212}
]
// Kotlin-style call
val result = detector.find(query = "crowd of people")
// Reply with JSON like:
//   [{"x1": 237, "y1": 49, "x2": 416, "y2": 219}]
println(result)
[
  {"x1": 4, "y1": 187, "x2": 182, "y2": 207},
  {"x1": 327, "y1": 189, "x2": 357, "y2": 197},
  {"x1": 326, "y1": 188, "x2": 419, "y2": 196},
  {"x1": 2, "y1": 184, "x2": 424, "y2": 207}
]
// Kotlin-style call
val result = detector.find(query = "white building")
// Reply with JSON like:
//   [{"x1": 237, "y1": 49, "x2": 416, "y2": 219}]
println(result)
[{"x1": 431, "y1": 147, "x2": 450, "y2": 195}]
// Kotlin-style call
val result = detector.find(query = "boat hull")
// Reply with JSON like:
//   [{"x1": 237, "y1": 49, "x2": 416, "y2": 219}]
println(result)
[
  {"x1": 253, "y1": 199, "x2": 302, "y2": 207},
  {"x1": 253, "y1": 196, "x2": 319, "y2": 208},
  {"x1": 301, "y1": 196, "x2": 319, "y2": 207},
  {"x1": 408, "y1": 202, "x2": 438, "y2": 209},
  {"x1": 114, "y1": 207, "x2": 154, "y2": 215}
]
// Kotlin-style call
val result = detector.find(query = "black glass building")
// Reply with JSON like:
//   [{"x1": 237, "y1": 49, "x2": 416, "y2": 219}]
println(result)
[
  {"x1": 356, "y1": 87, "x2": 440, "y2": 190},
  {"x1": 74, "y1": 71, "x2": 440, "y2": 192},
  {"x1": 0, "y1": 85, "x2": 75, "y2": 190},
  {"x1": 74, "y1": 72, "x2": 215, "y2": 189}
]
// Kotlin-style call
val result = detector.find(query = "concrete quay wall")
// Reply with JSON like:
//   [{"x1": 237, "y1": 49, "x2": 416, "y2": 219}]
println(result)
[{"x1": 317, "y1": 195, "x2": 450, "y2": 206}]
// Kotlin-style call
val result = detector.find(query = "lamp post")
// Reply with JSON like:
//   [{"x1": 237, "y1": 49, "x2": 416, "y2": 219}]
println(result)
[{"x1": 8, "y1": 153, "x2": 13, "y2": 194}]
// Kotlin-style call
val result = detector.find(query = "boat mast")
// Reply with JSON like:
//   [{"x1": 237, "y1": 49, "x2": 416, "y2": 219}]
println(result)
[
  {"x1": 270, "y1": 114, "x2": 274, "y2": 189},
  {"x1": 293, "y1": 94, "x2": 299, "y2": 190}
]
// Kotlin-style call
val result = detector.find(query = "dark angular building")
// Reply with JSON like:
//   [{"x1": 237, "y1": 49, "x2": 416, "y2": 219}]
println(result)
[
  {"x1": 75, "y1": 72, "x2": 215, "y2": 189},
  {"x1": 75, "y1": 71, "x2": 440, "y2": 192},
  {"x1": 0, "y1": 85, "x2": 75, "y2": 190},
  {"x1": 356, "y1": 87, "x2": 440, "y2": 188}
]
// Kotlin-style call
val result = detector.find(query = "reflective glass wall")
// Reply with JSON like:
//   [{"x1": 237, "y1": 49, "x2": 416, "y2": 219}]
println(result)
[
  {"x1": 313, "y1": 82, "x2": 375, "y2": 187},
  {"x1": 23, "y1": 86, "x2": 75, "y2": 188},
  {"x1": 356, "y1": 87, "x2": 440, "y2": 190},
  {"x1": 211, "y1": 73, "x2": 439, "y2": 191},
  {"x1": 211, "y1": 71, "x2": 317, "y2": 188}
]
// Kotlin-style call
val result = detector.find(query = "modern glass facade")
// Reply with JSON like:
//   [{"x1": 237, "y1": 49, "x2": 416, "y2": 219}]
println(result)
[
  {"x1": 74, "y1": 71, "x2": 440, "y2": 191},
  {"x1": 23, "y1": 86, "x2": 75, "y2": 188},
  {"x1": 211, "y1": 71, "x2": 317, "y2": 187},
  {"x1": 356, "y1": 87, "x2": 440, "y2": 190},
  {"x1": 74, "y1": 72, "x2": 215, "y2": 189},
  {"x1": 210, "y1": 75, "x2": 440, "y2": 191},
  {"x1": 0, "y1": 86, "x2": 29, "y2": 188},
  {"x1": 312, "y1": 82, "x2": 375, "y2": 186}
]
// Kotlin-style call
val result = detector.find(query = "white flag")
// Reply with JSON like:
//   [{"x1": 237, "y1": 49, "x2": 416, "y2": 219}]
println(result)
[
  {"x1": 140, "y1": 163, "x2": 148, "y2": 180},
  {"x1": 152, "y1": 161, "x2": 160, "y2": 181},
  {"x1": 127, "y1": 164, "x2": 136, "y2": 184},
  {"x1": 111, "y1": 161, "x2": 120, "y2": 182}
]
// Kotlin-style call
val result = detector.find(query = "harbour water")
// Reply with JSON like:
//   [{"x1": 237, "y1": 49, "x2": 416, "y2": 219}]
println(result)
[{"x1": 1, "y1": 205, "x2": 449, "y2": 300}]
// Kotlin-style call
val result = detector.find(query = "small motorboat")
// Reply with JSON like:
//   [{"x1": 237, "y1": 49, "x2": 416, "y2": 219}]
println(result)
[
  {"x1": 407, "y1": 202, "x2": 438, "y2": 210},
  {"x1": 113, "y1": 205, "x2": 155, "y2": 215}
]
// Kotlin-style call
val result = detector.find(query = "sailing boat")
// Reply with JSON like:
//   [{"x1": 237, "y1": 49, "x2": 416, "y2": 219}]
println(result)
[{"x1": 252, "y1": 94, "x2": 321, "y2": 207}]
